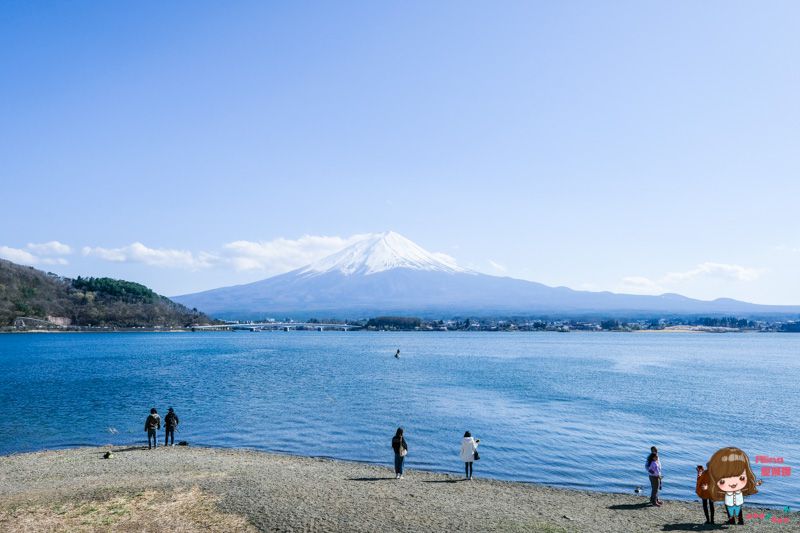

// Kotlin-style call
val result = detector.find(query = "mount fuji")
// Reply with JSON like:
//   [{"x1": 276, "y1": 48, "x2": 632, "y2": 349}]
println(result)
[
  {"x1": 173, "y1": 232, "x2": 800, "y2": 319},
  {"x1": 296, "y1": 231, "x2": 468, "y2": 277}
]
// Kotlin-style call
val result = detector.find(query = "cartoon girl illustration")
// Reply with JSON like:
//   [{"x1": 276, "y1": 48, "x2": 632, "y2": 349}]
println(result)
[{"x1": 703, "y1": 447, "x2": 760, "y2": 525}]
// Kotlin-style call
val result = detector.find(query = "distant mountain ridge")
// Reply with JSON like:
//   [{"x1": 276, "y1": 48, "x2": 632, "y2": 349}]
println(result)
[
  {"x1": 173, "y1": 232, "x2": 800, "y2": 319},
  {"x1": 0, "y1": 258, "x2": 212, "y2": 328}
]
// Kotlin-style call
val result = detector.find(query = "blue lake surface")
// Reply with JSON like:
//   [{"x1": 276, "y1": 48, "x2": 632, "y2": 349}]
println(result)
[{"x1": 0, "y1": 331, "x2": 798, "y2": 508}]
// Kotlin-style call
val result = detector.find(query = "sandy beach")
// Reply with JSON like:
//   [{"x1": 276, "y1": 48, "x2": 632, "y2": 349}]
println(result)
[{"x1": 0, "y1": 446, "x2": 796, "y2": 532}]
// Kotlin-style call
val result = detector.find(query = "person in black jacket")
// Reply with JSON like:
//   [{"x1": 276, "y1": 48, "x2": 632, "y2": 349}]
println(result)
[
  {"x1": 164, "y1": 407, "x2": 179, "y2": 446},
  {"x1": 144, "y1": 408, "x2": 160, "y2": 449},
  {"x1": 391, "y1": 427, "x2": 408, "y2": 479}
]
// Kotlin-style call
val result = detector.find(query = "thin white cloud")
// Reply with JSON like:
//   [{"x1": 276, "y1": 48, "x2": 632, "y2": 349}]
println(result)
[
  {"x1": 619, "y1": 276, "x2": 666, "y2": 294},
  {"x1": 0, "y1": 243, "x2": 71, "y2": 266},
  {"x1": 27, "y1": 241, "x2": 72, "y2": 255},
  {"x1": 0, "y1": 246, "x2": 40, "y2": 265},
  {"x1": 82, "y1": 246, "x2": 125, "y2": 262},
  {"x1": 80, "y1": 235, "x2": 372, "y2": 273},
  {"x1": 432, "y1": 252, "x2": 461, "y2": 268},
  {"x1": 619, "y1": 262, "x2": 762, "y2": 295},
  {"x1": 74, "y1": 233, "x2": 461, "y2": 276},
  {"x1": 222, "y1": 234, "x2": 368, "y2": 273},
  {"x1": 662, "y1": 262, "x2": 760, "y2": 283},
  {"x1": 488, "y1": 259, "x2": 507, "y2": 274},
  {"x1": 82, "y1": 242, "x2": 217, "y2": 270}
]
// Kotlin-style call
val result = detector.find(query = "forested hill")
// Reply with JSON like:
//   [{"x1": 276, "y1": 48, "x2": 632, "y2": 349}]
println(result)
[{"x1": 0, "y1": 258, "x2": 213, "y2": 328}]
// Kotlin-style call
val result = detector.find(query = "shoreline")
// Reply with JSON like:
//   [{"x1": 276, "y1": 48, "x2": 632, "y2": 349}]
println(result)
[
  {"x1": 2, "y1": 328, "x2": 790, "y2": 334},
  {"x1": 0, "y1": 442, "x2": 791, "y2": 511},
  {"x1": 2, "y1": 446, "x2": 797, "y2": 532}
]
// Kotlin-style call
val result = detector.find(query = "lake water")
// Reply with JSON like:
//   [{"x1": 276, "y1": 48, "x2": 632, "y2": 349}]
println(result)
[{"x1": 1, "y1": 331, "x2": 797, "y2": 508}]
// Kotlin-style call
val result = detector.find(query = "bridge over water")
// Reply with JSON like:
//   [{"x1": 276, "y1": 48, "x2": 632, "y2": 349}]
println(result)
[{"x1": 191, "y1": 322, "x2": 358, "y2": 332}]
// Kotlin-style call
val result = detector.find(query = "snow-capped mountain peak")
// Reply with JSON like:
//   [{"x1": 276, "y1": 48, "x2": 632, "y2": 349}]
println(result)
[{"x1": 299, "y1": 231, "x2": 469, "y2": 276}]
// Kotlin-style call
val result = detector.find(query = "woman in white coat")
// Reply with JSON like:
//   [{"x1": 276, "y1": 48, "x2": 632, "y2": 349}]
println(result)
[{"x1": 460, "y1": 431, "x2": 480, "y2": 480}]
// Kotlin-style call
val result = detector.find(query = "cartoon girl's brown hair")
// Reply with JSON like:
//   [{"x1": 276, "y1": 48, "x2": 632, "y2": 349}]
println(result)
[{"x1": 706, "y1": 447, "x2": 758, "y2": 501}]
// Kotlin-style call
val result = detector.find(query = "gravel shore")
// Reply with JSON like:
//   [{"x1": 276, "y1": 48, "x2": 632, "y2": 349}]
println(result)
[{"x1": 0, "y1": 446, "x2": 797, "y2": 532}]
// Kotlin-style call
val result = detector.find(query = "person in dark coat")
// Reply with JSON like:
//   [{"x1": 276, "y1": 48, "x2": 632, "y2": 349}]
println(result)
[
  {"x1": 145, "y1": 408, "x2": 161, "y2": 449},
  {"x1": 696, "y1": 464, "x2": 715, "y2": 524},
  {"x1": 391, "y1": 427, "x2": 408, "y2": 479},
  {"x1": 164, "y1": 407, "x2": 179, "y2": 446}
]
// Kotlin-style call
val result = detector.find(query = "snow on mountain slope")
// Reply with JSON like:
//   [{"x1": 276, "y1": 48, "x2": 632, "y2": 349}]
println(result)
[
  {"x1": 172, "y1": 231, "x2": 800, "y2": 318},
  {"x1": 298, "y1": 231, "x2": 470, "y2": 276}
]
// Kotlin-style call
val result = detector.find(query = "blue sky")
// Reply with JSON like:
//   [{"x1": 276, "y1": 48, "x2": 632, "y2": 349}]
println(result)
[{"x1": 2, "y1": 1, "x2": 799, "y2": 303}]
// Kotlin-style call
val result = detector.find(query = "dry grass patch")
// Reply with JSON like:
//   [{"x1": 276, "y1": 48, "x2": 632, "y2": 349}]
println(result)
[{"x1": 0, "y1": 486, "x2": 256, "y2": 532}]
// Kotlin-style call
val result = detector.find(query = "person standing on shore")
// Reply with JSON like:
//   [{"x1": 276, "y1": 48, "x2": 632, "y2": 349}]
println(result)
[
  {"x1": 460, "y1": 431, "x2": 480, "y2": 480},
  {"x1": 391, "y1": 427, "x2": 408, "y2": 479},
  {"x1": 646, "y1": 446, "x2": 663, "y2": 506},
  {"x1": 696, "y1": 464, "x2": 715, "y2": 524},
  {"x1": 164, "y1": 407, "x2": 179, "y2": 447},
  {"x1": 145, "y1": 408, "x2": 161, "y2": 450}
]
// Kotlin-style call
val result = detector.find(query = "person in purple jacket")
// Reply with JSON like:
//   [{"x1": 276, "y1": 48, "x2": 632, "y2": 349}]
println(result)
[{"x1": 646, "y1": 446, "x2": 663, "y2": 506}]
